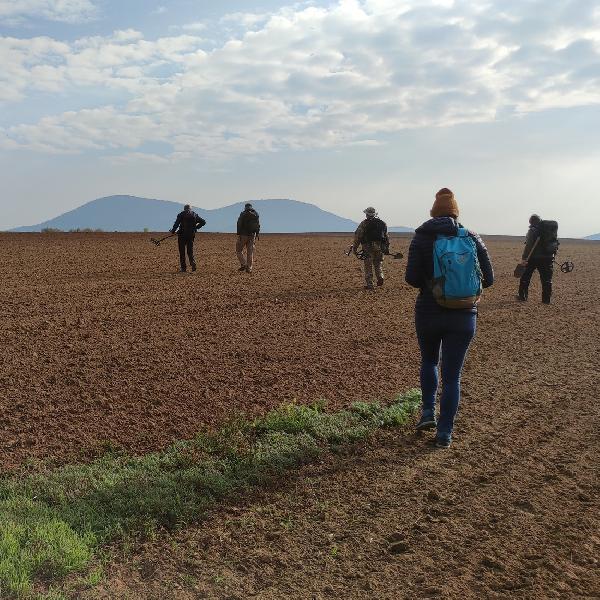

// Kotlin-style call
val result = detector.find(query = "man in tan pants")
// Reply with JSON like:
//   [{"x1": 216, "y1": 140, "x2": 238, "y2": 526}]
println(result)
[
  {"x1": 236, "y1": 203, "x2": 260, "y2": 273},
  {"x1": 353, "y1": 206, "x2": 388, "y2": 290}
]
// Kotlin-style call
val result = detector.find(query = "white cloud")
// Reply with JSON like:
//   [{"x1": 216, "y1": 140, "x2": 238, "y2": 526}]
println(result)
[
  {"x1": 220, "y1": 12, "x2": 270, "y2": 29},
  {"x1": 181, "y1": 22, "x2": 207, "y2": 32},
  {"x1": 0, "y1": 0, "x2": 98, "y2": 24},
  {"x1": 105, "y1": 151, "x2": 170, "y2": 165},
  {"x1": 2, "y1": 0, "x2": 600, "y2": 160}
]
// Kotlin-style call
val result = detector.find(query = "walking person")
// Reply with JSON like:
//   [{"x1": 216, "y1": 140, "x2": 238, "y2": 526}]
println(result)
[
  {"x1": 353, "y1": 207, "x2": 388, "y2": 290},
  {"x1": 517, "y1": 214, "x2": 558, "y2": 304},
  {"x1": 236, "y1": 203, "x2": 260, "y2": 273},
  {"x1": 171, "y1": 204, "x2": 206, "y2": 272},
  {"x1": 405, "y1": 188, "x2": 494, "y2": 448}
]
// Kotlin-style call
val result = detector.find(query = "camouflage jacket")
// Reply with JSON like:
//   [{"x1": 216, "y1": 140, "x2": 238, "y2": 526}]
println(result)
[{"x1": 354, "y1": 217, "x2": 388, "y2": 248}]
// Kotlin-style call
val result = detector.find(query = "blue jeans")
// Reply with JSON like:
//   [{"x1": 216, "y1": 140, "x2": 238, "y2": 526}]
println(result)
[{"x1": 415, "y1": 312, "x2": 477, "y2": 436}]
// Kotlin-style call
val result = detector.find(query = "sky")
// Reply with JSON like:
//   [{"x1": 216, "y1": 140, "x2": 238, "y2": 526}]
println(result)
[{"x1": 1, "y1": 0, "x2": 599, "y2": 236}]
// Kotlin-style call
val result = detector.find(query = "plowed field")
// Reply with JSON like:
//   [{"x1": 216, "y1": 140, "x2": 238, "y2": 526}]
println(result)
[
  {"x1": 2, "y1": 232, "x2": 599, "y2": 598},
  {"x1": 0, "y1": 233, "x2": 596, "y2": 470}
]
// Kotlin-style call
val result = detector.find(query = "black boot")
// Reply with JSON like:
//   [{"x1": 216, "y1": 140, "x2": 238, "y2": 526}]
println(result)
[
  {"x1": 518, "y1": 284, "x2": 528, "y2": 301},
  {"x1": 542, "y1": 282, "x2": 552, "y2": 304}
]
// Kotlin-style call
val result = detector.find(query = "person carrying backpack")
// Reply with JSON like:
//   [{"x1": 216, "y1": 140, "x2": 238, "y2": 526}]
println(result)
[
  {"x1": 517, "y1": 214, "x2": 558, "y2": 304},
  {"x1": 236, "y1": 203, "x2": 260, "y2": 273},
  {"x1": 353, "y1": 207, "x2": 389, "y2": 290},
  {"x1": 405, "y1": 188, "x2": 494, "y2": 448},
  {"x1": 171, "y1": 204, "x2": 206, "y2": 272}
]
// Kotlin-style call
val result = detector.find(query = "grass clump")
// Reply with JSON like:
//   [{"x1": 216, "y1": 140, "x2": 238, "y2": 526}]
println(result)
[{"x1": 0, "y1": 390, "x2": 420, "y2": 598}]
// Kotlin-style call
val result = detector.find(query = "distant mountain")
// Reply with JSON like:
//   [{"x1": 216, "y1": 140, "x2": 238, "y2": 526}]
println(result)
[
  {"x1": 10, "y1": 195, "x2": 413, "y2": 233},
  {"x1": 585, "y1": 233, "x2": 600, "y2": 240}
]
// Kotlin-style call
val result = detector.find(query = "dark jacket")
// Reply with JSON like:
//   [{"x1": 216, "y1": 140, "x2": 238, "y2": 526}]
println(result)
[
  {"x1": 172, "y1": 210, "x2": 206, "y2": 237},
  {"x1": 522, "y1": 224, "x2": 556, "y2": 260},
  {"x1": 405, "y1": 217, "x2": 494, "y2": 314},
  {"x1": 237, "y1": 208, "x2": 260, "y2": 236}
]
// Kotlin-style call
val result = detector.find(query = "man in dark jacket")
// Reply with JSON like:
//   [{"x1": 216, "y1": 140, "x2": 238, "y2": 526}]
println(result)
[
  {"x1": 171, "y1": 204, "x2": 206, "y2": 272},
  {"x1": 353, "y1": 206, "x2": 388, "y2": 289},
  {"x1": 518, "y1": 214, "x2": 556, "y2": 304},
  {"x1": 236, "y1": 203, "x2": 260, "y2": 273}
]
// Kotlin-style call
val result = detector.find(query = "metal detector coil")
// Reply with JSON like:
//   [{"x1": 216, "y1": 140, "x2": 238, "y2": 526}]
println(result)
[{"x1": 560, "y1": 261, "x2": 574, "y2": 273}]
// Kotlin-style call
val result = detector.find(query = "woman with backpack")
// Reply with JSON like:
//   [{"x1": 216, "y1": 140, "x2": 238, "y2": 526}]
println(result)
[{"x1": 405, "y1": 189, "x2": 494, "y2": 448}]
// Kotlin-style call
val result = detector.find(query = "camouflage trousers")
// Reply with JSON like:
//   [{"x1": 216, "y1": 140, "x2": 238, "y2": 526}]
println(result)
[{"x1": 362, "y1": 242, "x2": 384, "y2": 287}]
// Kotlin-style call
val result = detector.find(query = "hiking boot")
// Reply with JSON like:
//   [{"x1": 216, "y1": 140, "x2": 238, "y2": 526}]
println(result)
[
  {"x1": 416, "y1": 412, "x2": 436, "y2": 431},
  {"x1": 245, "y1": 266, "x2": 252, "y2": 273},
  {"x1": 238, "y1": 266, "x2": 247, "y2": 272},
  {"x1": 517, "y1": 294, "x2": 527, "y2": 302},
  {"x1": 180, "y1": 268, "x2": 187, "y2": 273},
  {"x1": 435, "y1": 433, "x2": 452, "y2": 449},
  {"x1": 377, "y1": 277, "x2": 384, "y2": 287},
  {"x1": 364, "y1": 284, "x2": 374, "y2": 290},
  {"x1": 191, "y1": 263, "x2": 197, "y2": 272}
]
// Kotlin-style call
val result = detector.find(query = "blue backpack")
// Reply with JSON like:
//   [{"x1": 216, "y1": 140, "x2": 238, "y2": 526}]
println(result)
[{"x1": 431, "y1": 227, "x2": 482, "y2": 309}]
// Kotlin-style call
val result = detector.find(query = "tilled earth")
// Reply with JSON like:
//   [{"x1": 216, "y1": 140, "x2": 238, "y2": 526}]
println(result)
[{"x1": 1, "y1": 233, "x2": 599, "y2": 598}]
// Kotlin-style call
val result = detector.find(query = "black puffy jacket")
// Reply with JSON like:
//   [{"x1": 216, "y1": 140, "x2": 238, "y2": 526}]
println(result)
[{"x1": 405, "y1": 217, "x2": 494, "y2": 314}]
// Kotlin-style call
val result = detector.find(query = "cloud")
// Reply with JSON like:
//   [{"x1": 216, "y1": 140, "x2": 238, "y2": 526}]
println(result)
[
  {"x1": 220, "y1": 12, "x2": 270, "y2": 29},
  {"x1": 2, "y1": 0, "x2": 600, "y2": 160},
  {"x1": 105, "y1": 151, "x2": 171, "y2": 165},
  {"x1": 0, "y1": 0, "x2": 98, "y2": 24},
  {"x1": 181, "y1": 22, "x2": 207, "y2": 32}
]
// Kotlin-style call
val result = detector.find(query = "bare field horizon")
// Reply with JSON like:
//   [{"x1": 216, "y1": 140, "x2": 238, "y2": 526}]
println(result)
[{"x1": 7, "y1": 230, "x2": 600, "y2": 241}]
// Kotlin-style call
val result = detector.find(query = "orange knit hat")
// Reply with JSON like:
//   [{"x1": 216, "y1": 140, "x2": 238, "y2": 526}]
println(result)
[{"x1": 430, "y1": 188, "x2": 459, "y2": 218}]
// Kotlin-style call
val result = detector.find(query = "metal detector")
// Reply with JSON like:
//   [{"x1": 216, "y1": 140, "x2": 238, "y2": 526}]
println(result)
[
  {"x1": 558, "y1": 260, "x2": 574, "y2": 273},
  {"x1": 345, "y1": 244, "x2": 404, "y2": 261},
  {"x1": 150, "y1": 233, "x2": 176, "y2": 246}
]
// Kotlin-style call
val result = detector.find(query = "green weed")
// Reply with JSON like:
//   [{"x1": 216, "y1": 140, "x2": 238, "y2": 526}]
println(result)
[{"x1": 0, "y1": 390, "x2": 420, "y2": 598}]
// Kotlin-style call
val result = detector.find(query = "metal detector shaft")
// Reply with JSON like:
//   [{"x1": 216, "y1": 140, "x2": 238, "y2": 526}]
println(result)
[{"x1": 150, "y1": 233, "x2": 176, "y2": 246}]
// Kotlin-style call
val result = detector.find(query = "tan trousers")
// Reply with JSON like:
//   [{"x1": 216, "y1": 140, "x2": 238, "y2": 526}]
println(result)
[
  {"x1": 236, "y1": 234, "x2": 256, "y2": 270},
  {"x1": 362, "y1": 242, "x2": 384, "y2": 287}
]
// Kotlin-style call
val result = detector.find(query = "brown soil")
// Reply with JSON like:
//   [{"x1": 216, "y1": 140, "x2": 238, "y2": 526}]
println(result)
[
  {"x1": 2, "y1": 233, "x2": 599, "y2": 598},
  {"x1": 1, "y1": 231, "x2": 418, "y2": 469}
]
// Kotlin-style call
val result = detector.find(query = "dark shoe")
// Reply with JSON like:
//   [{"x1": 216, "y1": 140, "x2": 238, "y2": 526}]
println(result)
[
  {"x1": 180, "y1": 268, "x2": 187, "y2": 273},
  {"x1": 517, "y1": 294, "x2": 527, "y2": 302},
  {"x1": 191, "y1": 263, "x2": 197, "y2": 272},
  {"x1": 364, "y1": 285, "x2": 374, "y2": 290},
  {"x1": 377, "y1": 277, "x2": 384, "y2": 287},
  {"x1": 416, "y1": 412, "x2": 436, "y2": 431},
  {"x1": 245, "y1": 266, "x2": 252, "y2": 273},
  {"x1": 435, "y1": 433, "x2": 452, "y2": 449},
  {"x1": 238, "y1": 266, "x2": 246, "y2": 272},
  {"x1": 542, "y1": 299, "x2": 551, "y2": 305}
]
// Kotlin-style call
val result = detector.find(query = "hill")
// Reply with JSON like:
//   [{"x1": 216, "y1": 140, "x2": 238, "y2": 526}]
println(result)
[
  {"x1": 10, "y1": 195, "x2": 413, "y2": 234},
  {"x1": 585, "y1": 233, "x2": 600, "y2": 240}
]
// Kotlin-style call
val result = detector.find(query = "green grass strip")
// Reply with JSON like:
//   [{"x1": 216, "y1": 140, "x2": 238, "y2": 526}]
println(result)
[{"x1": 0, "y1": 390, "x2": 421, "y2": 598}]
